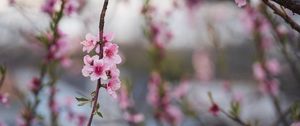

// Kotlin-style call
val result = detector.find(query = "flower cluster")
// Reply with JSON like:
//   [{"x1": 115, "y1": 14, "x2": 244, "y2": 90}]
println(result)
[
  {"x1": 253, "y1": 59, "x2": 281, "y2": 96},
  {"x1": 81, "y1": 33, "x2": 121, "y2": 98},
  {"x1": 42, "y1": 0, "x2": 79, "y2": 16},
  {"x1": 46, "y1": 30, "x2": 72, "y2": 68},
  {"x1": 118, "y1": 86, "x2": 144, "y2": 124},
  {"x1": 147, "y1": 72, "x2": 182, "y2": 125},
  {"x1": 64, "y1": 97, "x2": 87, "y2": 126}
]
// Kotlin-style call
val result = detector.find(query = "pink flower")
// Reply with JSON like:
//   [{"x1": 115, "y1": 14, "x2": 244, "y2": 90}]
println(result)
[
  {"x1": 266, "y1": 59, "x2": 281, "y2": 76},
  {"x1": 103, "y1": 42, "x2": 122, "y2": 64},
  {"x1": 124, "y1": 112, "x2": 144, "y2": 124},
  {"x1": 118, "y1": 87, "x2": 131, "y2": 109},
  {"x1": 81, "y1": 55, "x2": 97, "y2": 77},
  {"x1": 0, "y1": 93, "x2": 9, "y2": 106},
  {"x1": 82, "y1": 55, "x2": 109, "y2": 81},
  {"x1": 259, "y1": 79, "x2": 279, "y2": 96},
  {"x1": 8, "y1": 0, "x2": 15, "y2": 5},
  {"x1": 172, "y1": 81, "x2": 189, "y2": 99},
  {"x1": 89, "y1": 58, "x2": 109, "y2": 81},
  {"x1": 252, "y1": 59, "x2": 281, "y2": 81},
  {"x1": 106, "y1": 78, "x2": 121, "y2": 98},
  {"x1": 185, "y1": 0, "x2": 202, "y2": 9},
  {"x1": 277, "y1": 25, "x2": 289, "y2": 36},
  {"x1": 165, "y1": 105, "x2": 182, "y2": 125},
  {"x1": 103, "y1": 32, "x2": 114, "y2": 43},
  {"x1": 235, "y1": 0, "x2": 247, "y2": 8},
  {"x1": 81, "y1": 33, "x2": 97, "y2": 53},
  {"x1": 233, "y1": 92, "x2": 243, "y2": 103},
  {"x1": 108, "y1": 65, "x2": 120, "y2": 78},
  {"x1": 76, "y1": 114, "x2": 87, "y2": 126},
  {"x1": 42, "y1": 0, "x2": 57, "y2": 15},
  {"x1": 0, "y1": 121, "x2": 7, "y2": 126},
  {"x1": 64, "y1": 0, "x2": 79, "y2": 16},
  {"x1": 29, "y1": 77, "x2": 41, "y2": 94},
  {"x1": 291, "y1": 122, "x2": 300, "y2": 126},
  {"x1": 16, "y1": 117, "x2": 26, "y2": 126},
  {"x1": 253, "y1": 62, "x2": 266, "y2": 81},
  {"x1": 209, "y1": 103, "x2": 220, "y2": 116},
  {"x1": 147, "y1": 72, "x2": 161, "y2": 107},
  {"x1": 192, "y1": 50, "x2": 214, "y2": 81}
]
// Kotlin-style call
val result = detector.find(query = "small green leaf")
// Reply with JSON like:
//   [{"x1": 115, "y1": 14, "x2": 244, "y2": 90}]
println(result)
[
  {"x1": 91, "y1": 91, "x2": 96, "y2": 97},
  {"x1": 75, "y1": 97, "x2": 89, "y2": 102},
  {"x1": 77, "y1": 101, "x2": 89, "y2": 106},
  {"x1": 96, "y1": 111, "x2": 103, "y2": 118}
]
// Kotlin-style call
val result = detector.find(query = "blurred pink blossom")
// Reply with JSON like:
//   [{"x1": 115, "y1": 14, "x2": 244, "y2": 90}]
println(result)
[
  {"x1": 124, "y1": 112, "x2": 145, "y2": 124},
  {"x1": 252, "y1": 59, "x2": 281, "y2": 81},
  {"x1": 165, "y1": 105, "x2": 182, "y2": 125},
  {"x1": 209, "y1": 103, "x2": 220, "y2": 116},
  {"x1": 118, "y1": 87, "x2": 131, "y2": 109},
  {"x1": 259, "y1": 79, "x2": 279, "y2": 96},
  {"x1": 42, "y1": 0, "x2": 57, "y2": 15},
  {"x1": 64, "y1": 0, "x2": 80, "y2": 16},
  {"x1": 0, "y1": 121, "x2": 6, "y2": 126},
  {"x1": 172, "y1": 80, "x2": 189, "y2": 99},
  {"x1": 106, "y1": 78, "x2": 121, "y2": 98},
  {"x1": 29, "y1": 77, "x2": 41, "y2": 94},
  {"x1": 147, "y1": 72, "x2": 161, "y2": 107},
  {"x1": 192, "y1": 50, "x2": 214, "y2": 81},
  {"x1": 277, "y1": 25, "x2": 289, "y2": 36},
  {"x1": 235, "y1": 0, "x2": 247, "y2": 8},
  {"x1": 291, "y1": 122, "x2": 300, "y2": 126},
  {"x1": 0, "y1": 93, "x2": 9, "y2": 107}
]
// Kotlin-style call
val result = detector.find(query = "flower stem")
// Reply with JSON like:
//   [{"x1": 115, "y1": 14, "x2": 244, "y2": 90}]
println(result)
[
  {"x1": 87, "y1": 79, "x2": 101, "y2": 126},
  {"x1": 86, "y1": 0, "x2": 109, "y2": 125}
]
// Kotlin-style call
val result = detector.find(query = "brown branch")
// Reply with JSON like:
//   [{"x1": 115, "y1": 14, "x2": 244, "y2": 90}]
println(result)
[
  {"x1": 220, "y1": 109, "x2": 250, "y2": 126},
  {"x1": 86, "y1": 0, "x2": 109, "y2": 125},
  {"x1": 87, "y1": 79, "x2": 102, "y2": 126},
  {"x1": 262, "y1": 0, "x2": 300, "y2": 33},
  {"x1": 271, "y1": 0, "x2": 300, "y2": 15}
]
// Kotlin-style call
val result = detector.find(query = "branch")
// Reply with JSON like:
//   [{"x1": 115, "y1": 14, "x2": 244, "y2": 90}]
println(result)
[
  {"x1": 262, "y1": 0, "x2": 300, "y2": 33},
  {"x1": 271, "y1": 0, "x2": 300, "y2": 15},
  {"x1": 86, "y1": 0, "x2": 109, "y2": 125},
  {"x1": 87, "y1": 79, "x2": 102, "y2": 126}
]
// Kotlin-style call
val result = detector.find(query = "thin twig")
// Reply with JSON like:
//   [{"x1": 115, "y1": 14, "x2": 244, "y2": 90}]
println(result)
[
  {"x1": 220, "y1": 109, "x2": 250, "y2": 126},
  {"x1": 271, "y1": 0, "x2": 300, "y2": 15},
  {"x1": 262, "y1": 0, "x2": 300, "y2": 33},
  {"x1": 87, "y1": 79, "x2": 102, "y2": 126}
]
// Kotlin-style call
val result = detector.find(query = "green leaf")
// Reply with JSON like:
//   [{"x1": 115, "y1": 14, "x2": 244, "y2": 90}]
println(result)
[
  {"x1": 96, "y1": 111, "x2": 103, "y2": 118},
  {"x1": 91, "y1": 91, "x2": 96, "y2": 97},
  {"x1": 77, "y1": 101, "x2": 89, "y2": 106},
  {"x1": 75, "y1": 97, "x2": 89, "y2": 102}
]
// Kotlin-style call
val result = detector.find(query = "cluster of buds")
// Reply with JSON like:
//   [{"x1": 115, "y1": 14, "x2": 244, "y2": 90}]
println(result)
[
  {"x1": 147, "y1": 72, "x2": 182, "y2": 125},
  {"x1": 42, "y1": 0, "x2": 79, "y2": 16},
  {"x1": 118, "y1": 86, "x2": 144, "y2": 124},
  {"x1": 253, "y1": 59, "x2": 281, "y2": 96}
]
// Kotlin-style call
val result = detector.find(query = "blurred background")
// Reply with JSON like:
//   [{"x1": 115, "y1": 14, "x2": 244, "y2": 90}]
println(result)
[{"x1": 1, "y1": 0, "x2": 300, "y2": 126}]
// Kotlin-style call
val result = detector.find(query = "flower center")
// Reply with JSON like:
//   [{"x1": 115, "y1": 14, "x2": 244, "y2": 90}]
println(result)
[
  {"x1": 94, "y1": 66, "x2": 103, "y2": 75},
  {"x1": 105, "y1": 49, "x2": 114, "y2": 57}
]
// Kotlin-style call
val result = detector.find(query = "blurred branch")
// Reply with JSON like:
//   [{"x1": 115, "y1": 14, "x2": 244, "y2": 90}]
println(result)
[
  {"x1": 220, "y1": 109, "x2": 250, "y2": 126},
  {"x1": 271, "y1": 0, "x2": 300, "y2": 15},
  {"x1": 0, "y1": 65, "x2": 6, "y2": 89},
  {"x1": 261, "y1": 5, "x2": 300, "y2": 84},
  {"x1": 262, "y1": 0, "x2": 300, "y2": 33}
]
